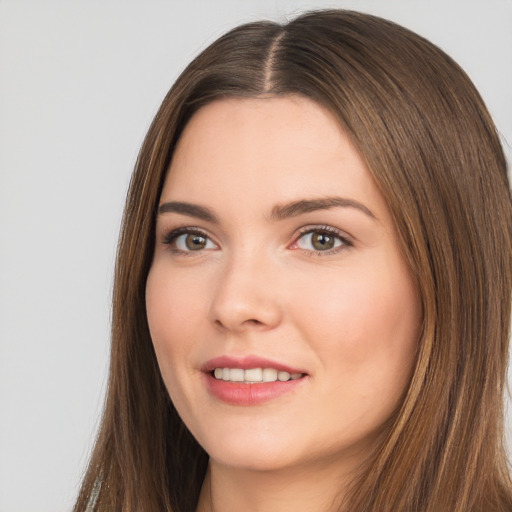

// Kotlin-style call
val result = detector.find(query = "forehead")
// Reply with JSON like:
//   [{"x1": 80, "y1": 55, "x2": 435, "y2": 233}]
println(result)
[
  {"x1": 162, "y1": 96, "x2": 389, "y2": 221},
  {"x1": 170, "y1": 96, "x2": 348, "y2": 177}
]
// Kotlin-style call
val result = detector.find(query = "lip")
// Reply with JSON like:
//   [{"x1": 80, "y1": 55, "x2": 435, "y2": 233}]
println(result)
[
  {"x1": 201, "y1": 355, "x2": 309, "y2": 406},
  {"x1": 201, "y1": 355, "x2": 307, "y2": 374}
]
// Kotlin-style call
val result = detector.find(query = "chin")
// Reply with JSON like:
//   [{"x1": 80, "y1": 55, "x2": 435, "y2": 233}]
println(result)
[
  {"x1": 198, "y1": 428, "x2": 305, "y2": 472},
  {"x1": 209, "y1": 448, "x2": 299, "y2": 473}
]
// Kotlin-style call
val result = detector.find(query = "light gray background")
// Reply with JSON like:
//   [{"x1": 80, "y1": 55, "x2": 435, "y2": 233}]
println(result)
[{"x1": 1, "y1": 1, "x2": 511, "y2": 510}]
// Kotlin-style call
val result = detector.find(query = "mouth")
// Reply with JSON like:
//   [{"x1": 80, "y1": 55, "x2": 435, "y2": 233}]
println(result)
[
  {"x1": 212, "y1": 367, "x2": 305, "y2": 383},
  {"x1": 202, "y1": 356, "x2": 309, "y2": 405}
]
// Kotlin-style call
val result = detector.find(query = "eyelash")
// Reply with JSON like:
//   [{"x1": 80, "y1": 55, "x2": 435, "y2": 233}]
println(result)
[
  {"x1": 162, "y1": 227, "x2": 214, "y2": 256},
  {"x1": 161, "y1": 225, "x2": 353, "y2": 256},
  {"x1": 291, "y1": 225, "x2": 353, "y2": 255}
]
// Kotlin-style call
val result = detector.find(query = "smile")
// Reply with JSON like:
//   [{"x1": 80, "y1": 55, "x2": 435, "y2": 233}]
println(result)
[
  {"x1": 203, "y1": 357, "x2": 308, "y2": 405},
  {"x1": 213, "y1": 367, "x2": 304, "y2": 383}
]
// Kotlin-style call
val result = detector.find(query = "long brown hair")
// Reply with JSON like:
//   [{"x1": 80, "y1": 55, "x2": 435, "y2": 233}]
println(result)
[{"x1": 74, "y1": 9, "x2": 512, "y2": 511}]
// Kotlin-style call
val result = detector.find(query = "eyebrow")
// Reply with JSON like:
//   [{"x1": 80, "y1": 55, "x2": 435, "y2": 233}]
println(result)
[
  {"x1": 158, "y1": 196, "x2": 376, "y2": 222},
  {"x1": 158, "y1": 201, "x2": 219, "y2": 222},
  {"x1": 270, "y1": 197, "x2": 376, "y2": 221}
]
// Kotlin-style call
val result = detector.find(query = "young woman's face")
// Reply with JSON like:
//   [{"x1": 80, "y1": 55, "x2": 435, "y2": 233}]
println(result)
[{"x1": 146, "y1": 96, "x2": 421, "y2": 475}]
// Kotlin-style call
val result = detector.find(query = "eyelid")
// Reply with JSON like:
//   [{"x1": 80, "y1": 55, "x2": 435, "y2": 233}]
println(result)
[
  {"x1": 289, "y1": 225, "x2": 353, "y2": 254},
  {"x1": 161, "y1": 226, "x2": 219, "y2": 254}
]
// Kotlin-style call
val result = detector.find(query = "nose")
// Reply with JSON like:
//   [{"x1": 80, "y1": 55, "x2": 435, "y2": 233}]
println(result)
[{"x1": 208, "y1": 251, "x2": 283, "y2": 333}]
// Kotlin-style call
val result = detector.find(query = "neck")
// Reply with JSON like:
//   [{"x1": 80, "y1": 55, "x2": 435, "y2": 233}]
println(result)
[{"x1": 196, "y1": 458, "x2": 356, "y2": 512}]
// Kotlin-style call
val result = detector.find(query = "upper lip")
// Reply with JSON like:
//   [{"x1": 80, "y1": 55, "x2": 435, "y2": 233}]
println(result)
[{"x1": 201, "y1": 355, "x2": 307, "y2": 375}]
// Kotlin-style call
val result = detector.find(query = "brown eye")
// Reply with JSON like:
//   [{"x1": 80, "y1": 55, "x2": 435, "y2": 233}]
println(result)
[
  {"x1": 167, "y1": 230, "x2": 217, "y2": 252},
  {"x1": 185, "y1": 233, "x2": 207, "y2": 250},
  {"x1": 311, "y1": 232, "x2": 335, "y2": 250},
  {"x1": 295, "y1": 229, "x2": 346, "y2": 253}
]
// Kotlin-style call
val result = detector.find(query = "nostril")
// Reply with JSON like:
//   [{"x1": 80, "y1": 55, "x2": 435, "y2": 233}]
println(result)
[
  {"x1": 246, "y1": 319, "x2": 262, "y2": 325},
  {"x1": 214, "y1": 318, "x2": 263, "y2": 330}
]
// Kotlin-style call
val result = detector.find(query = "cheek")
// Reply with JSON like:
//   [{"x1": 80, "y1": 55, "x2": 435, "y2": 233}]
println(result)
[
  {"x1": 145, "y1": 266, "x2": 205, "y2": 379},
  {"x1": 291, "y1": 256, "x2": 420, "y2": 390}
]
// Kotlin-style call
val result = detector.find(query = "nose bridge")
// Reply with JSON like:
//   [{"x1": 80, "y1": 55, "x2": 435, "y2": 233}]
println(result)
[{"x1": 208, "y1": 244, "x2": 282, "y2": 331}]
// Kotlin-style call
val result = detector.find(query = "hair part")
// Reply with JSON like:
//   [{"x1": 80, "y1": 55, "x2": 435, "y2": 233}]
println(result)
[{"x1": 74, "y1": 9, "x2": 512, "y2": 512}]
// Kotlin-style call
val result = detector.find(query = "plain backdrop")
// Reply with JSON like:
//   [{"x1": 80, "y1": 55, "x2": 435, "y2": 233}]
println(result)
[{"x1": 0, "y1": 1, "x2": 511, "y2": 510}]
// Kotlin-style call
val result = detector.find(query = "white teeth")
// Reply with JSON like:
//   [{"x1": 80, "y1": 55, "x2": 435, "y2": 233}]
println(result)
[
  {"x1": 244, "y1": 368, "x2": 263, "y2": 381},
  {"x1": 230, "y1": 368, "x2": 245, "y2": 382},
  {"x1": 212, "y1": 367, "x2": 303, "y2": 383},
  {"x1": 262, "y1": 368, "x2": 278, "y2": 382}
]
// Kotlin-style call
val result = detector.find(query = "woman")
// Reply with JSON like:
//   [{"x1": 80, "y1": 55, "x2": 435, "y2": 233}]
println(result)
[{"x1": 74, "y1": 9, "x2": 512, "y2": 512}]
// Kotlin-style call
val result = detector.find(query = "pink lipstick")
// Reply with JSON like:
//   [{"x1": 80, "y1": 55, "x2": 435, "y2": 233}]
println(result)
[{"x1": 202, "y1": 355, "x2": 308, "y2": 405}]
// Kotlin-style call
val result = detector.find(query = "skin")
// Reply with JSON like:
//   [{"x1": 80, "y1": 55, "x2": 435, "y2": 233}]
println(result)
[{"x1": 145, "y1": 96, "x2": 422, "y2": 512}]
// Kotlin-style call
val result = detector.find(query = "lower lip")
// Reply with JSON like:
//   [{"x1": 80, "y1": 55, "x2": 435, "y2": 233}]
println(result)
[{"x1": 204, "y1": 373, "x2": 306, "y2": 405}]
